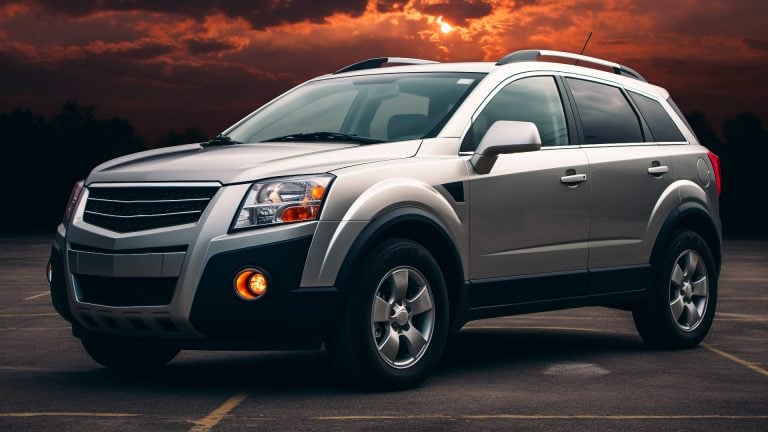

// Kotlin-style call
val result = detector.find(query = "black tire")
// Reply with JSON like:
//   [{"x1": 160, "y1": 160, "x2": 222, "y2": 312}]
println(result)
[
  {"x1": 326, "y1": 238, "x2": 449, "y2": 391},
  {"x1": 81, "y1": 335, "x2": 179, "y2": 370},
  {"x1": 633, "y1": 229, "x2": 718, "y2": 349}
]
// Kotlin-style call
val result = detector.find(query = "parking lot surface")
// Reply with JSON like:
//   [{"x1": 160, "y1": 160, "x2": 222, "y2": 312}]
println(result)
[{"x1": 1, "y1": 237, "x2": 766, "y2": 431}]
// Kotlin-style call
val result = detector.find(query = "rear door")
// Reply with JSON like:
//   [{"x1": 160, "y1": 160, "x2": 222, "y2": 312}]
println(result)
[
  {"x1": 466, "y1": 75, "x2": 591, "y2": 307},
  {"x1": 564, "y1": 77, "x2": 675, "y2": 294}
]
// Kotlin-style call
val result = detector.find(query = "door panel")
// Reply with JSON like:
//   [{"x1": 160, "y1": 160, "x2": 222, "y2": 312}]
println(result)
[
  {"x1": 468, "y1": 148, "x2": 590, "y2": 282},
  {"x1": 584, "y1": 145, "x2": 673, "y2": 275}
]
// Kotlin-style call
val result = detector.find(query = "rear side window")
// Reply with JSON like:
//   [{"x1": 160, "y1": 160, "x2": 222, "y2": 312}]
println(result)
[
  {"x1": 462, "y1": 76, "x2": 569, "y2": 152},
  {"x1": 566, "y1": 78, "x2": 643, "y2": 144},
  {"x1": 628, "y1": 91, "x2": 686, "y2": 142}
]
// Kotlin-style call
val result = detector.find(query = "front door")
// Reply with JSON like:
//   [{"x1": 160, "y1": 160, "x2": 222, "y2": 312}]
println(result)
[{"x1": 466, "y1": 75, "x2": 591, "y2": 307}]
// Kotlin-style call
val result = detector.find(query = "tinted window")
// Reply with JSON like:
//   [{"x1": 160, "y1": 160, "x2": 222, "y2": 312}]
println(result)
[
  {"x1": 461, "y1": 76, "x2": 568, "y2": 152},
  {"x1": 567, "y1": 78, "x2": 643, "y2": 144},
  {"x1": 627, "y1": 91, "x2": 686, "y2": 142}
]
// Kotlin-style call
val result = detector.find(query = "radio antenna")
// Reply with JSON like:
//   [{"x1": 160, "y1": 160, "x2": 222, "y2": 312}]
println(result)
[{"x1": 575, "y1": 31, "x2": 593, "y2": 65}]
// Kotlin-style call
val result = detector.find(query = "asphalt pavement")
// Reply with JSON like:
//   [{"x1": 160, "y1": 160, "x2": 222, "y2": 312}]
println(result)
[{"x1": 0, "y1": 237, "x2": 766, "y2": 431}]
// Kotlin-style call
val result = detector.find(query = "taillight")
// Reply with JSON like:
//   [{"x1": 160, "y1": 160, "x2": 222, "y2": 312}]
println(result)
[{"x1": 707, "y1": 151, "x2": 721, "y2": 196}]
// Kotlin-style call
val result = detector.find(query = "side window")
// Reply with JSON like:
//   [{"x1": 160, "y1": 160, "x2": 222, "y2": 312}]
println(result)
[
  {"x1": 566, "y1": 78, "x2": 644, "y2": 144},
  {"x1": 628, "y1": 91, "x2": 686, "y2": 142},
  {"x1": 461, "y1": 76, "x2": 569, "y2": 152}
]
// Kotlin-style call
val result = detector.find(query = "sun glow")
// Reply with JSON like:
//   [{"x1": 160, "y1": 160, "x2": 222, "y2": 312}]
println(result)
[{"x1": 436, "y1": 15, "x2": 453, "y2": 34}]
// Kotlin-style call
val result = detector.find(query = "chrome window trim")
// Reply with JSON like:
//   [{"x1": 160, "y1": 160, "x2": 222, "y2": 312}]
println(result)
[{"x1": 458, "y1": 70, "x2": 578, "y2": 153}]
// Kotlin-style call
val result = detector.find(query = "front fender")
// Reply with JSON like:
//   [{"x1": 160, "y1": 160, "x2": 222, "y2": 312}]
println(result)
[{"x1": 300, "y1": 178, "x2": 467, "y2": 288}]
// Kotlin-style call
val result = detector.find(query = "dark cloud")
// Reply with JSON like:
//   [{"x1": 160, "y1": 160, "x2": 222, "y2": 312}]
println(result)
[
  {"x1": 30, "y1": 0, "x2": 369, "y2": 29},
  {"x1": 116, "y1": 41, "x2": 176, "y2": 60},
  {"x1": 185, "y1": 38, "x2": 242, "y2": 55},
  {"x1": 743, "y1": 37, "x2": 768, "y2": 51},
  {"x1": 416, "y1": 0, "x2": 493, "y2": 23},
  {"x1": 0, "y1": 44, "x2": 292, "y2": 139}
]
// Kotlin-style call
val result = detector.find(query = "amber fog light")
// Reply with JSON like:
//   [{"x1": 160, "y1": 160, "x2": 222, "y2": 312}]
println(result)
[{"x1": 234, "y1": 268, "x2": 268, "y2": 300}]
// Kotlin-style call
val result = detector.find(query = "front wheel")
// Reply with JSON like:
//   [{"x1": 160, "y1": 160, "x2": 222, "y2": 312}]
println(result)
[
  {"x1": 326, "y1": 238, "x2": 449, "y2": 391},
  {"x1": 633, "y1": 229, "x2": 718, "y2": 349}
]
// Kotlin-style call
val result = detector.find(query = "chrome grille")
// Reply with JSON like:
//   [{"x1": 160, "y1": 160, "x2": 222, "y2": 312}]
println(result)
[{"x1": 83, "y1": 185, "x2": 218, "y2": 233}]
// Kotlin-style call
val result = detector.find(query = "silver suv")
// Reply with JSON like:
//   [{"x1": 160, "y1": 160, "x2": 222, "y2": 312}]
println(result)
[{"x1": 48, "y1": 50, "x2": 722, "y2": 390}]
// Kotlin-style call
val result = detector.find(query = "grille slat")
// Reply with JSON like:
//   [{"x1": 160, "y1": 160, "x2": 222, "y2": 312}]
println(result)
[{"x1": 83, "y1": 186, "x2": 218, "y2": 233}]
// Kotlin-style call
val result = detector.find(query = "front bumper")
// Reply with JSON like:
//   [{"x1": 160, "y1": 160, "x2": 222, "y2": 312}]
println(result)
[{"x1": 50, "y1": 182, "x2": 341, "y2": 349}]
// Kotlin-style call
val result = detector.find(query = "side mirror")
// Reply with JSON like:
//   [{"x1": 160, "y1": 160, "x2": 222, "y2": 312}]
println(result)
[{"x1": 470, "y1": 121, "x2": 542, "y2": 174}]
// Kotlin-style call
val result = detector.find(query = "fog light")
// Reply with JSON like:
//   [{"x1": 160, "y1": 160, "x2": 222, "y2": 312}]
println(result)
[
  {"x1": 46, "y1": 261, "x2": 53, "y2": 284},
  {"x1": 234, "y1": 268, "x2": 268, "y2": 300}
]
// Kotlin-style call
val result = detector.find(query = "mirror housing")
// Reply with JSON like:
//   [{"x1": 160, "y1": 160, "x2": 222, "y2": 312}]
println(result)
[{"x1": 470, "y1": 121, "x2": 542, "y2": 174}]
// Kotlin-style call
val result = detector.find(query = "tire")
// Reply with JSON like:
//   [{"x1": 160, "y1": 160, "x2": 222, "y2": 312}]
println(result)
[
  {"x1": 326, "y1": 238, "x2": 449, "y2": 391},
  {"x1": 81, "y1": 335, "x2": 179, "y2": 370},
  {"x1": 633, "y1": 229, "x2": 718, "y2": 349}
]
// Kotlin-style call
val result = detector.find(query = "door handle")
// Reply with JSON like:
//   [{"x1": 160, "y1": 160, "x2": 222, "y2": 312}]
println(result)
[
  {"x1": 560, "y1": 173, "x2": 587, "y2": 185},
  {"x1": 647, "y1": 165, "x2": 669, "y2": 176}
]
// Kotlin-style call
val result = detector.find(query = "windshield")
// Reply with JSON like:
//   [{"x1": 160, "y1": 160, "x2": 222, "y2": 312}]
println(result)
[{"x1": 225, "y1": 72, "x2": 485, "y2": 144}]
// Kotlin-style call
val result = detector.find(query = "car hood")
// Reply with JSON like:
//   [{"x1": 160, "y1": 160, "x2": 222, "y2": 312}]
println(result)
[{"x1": 86, "y1": 141, "x2": 420, "y2": 185}]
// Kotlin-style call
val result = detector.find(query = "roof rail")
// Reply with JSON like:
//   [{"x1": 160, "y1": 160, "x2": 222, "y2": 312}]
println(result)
[
  {"x1": 496, "y1": 49, "x2": 646, "y2": 82},
  {"x1": 334, "y1": 57, "x2": 438, "y2": 74}
]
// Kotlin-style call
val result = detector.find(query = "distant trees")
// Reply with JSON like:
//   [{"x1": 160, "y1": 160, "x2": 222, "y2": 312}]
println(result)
[
  {"x1": 686, "y1": 112, "x2": 768, "y2": 237},
  {"x1": 0, "y1": 101, "x2": 145, "y2": 232},
  {"x1": 155, "y1": 128, "x2": 207, "y2": 148}
]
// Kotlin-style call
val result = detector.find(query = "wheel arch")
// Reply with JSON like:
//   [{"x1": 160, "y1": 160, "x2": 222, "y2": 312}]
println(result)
[
  {"x1": 334, "y1": 208, "x2": 466, "y2": 329},
  {"x1": 650, "y1": 202, "x2": 722, "y2": 274}
]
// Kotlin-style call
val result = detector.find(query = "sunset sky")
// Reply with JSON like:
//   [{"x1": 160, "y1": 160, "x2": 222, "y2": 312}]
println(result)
[{"x1": 1, "y1": 0, "x2": 766, "y2": 141}]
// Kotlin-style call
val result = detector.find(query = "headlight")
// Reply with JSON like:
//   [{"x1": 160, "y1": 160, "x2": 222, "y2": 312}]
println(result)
[
  {"x1": 232, "y1": 175, "x2": 334, "y2": 230},
  {"x1": 63, "y1": 180, "x2": 85, "y2": 227}
]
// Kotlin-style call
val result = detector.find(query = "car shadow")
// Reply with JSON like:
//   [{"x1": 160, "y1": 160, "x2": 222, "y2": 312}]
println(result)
[{"x1": 42, "y1": 327, "x2": 647, "y2": 395}]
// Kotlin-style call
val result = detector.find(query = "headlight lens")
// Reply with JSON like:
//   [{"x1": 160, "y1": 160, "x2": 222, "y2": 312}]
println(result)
[
  {"x1": 232, "y1": 175, "x2": 334, "y2": 230},
  {"x1": 63, "y1": 180, "x2": 85, "y2": 227}
]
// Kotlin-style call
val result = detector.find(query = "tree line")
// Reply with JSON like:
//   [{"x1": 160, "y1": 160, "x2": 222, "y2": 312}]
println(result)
[{"x1": 0, "y1": 101, "x2": 765, "y2": 236}]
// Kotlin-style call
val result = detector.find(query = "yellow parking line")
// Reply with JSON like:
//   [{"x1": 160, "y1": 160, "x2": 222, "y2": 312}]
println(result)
[
  {"x1": 24, "y1": 291, "x2": 50, "y2": 300},
  {"x1": 314, "y1": 414, "x2": 768, "y2": 421},
  {"x1": 0, "y1": 412, "x2": 137, "y2": 418},
  {"x1": 316, "y1": 415, "x2": 450, "y2": 420},
  {"x1": 717, "y1": 312, "x2": 768, "y2": 320},
  {"x1": 719, "y1": 297, "x2": 768, "y2": 301},
  {"x1": 703, "y1": 343, "x2": 768, "y2": 378},
  {"x1": 462, "y1": 414, "x2": 768, "y2": 420},
  {"x1": 189, "y1": 392, "x2": 249, "y2": 432},
  {"x1": 0, "y1": 313, "x2": 58, "y2": 317},
  {"x1": 464, "y1": 326, "x2": 618, "y2": 334}
]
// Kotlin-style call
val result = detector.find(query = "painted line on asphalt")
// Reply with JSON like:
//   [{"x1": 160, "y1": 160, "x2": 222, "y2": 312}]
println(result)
[
  {"x1": 703, "y1": 343, "x2": 768, "y2": 378},
  {"x1": 0, "y1": 327, "x2": 69, "y2": 331},
  {"x1": 189, "y1": 392, "x2": 249, "y2": 432},
  {"x1": 719, "y1": 297, "x2": 768, "y2": 301},
  {"x1": 464, "y1": 325, "x2": 624, "y2": 334},
  {"x1": 0, "y1": 412, "x2": 137, "y2": 418},
  {"x1": 0, "y1": 313, "x2": 58, "y2": 317},
  {"x1": 314, "y1": 414, "x2": 768, "y2": 421},
  {"x1": 24, "y1": 291, "x2": 50, "y2": 300},
  {"x1": 717, "y1": 312, "x2": 768, "y2": 320}
]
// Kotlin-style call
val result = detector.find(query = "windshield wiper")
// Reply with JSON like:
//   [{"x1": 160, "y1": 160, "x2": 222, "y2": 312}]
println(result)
[
  {"x1": 201, "y1": 134, "x2": 242, "y2": 147},
  {"x1": 261, "y1": 131, "x2": 385, "y2": 145}
]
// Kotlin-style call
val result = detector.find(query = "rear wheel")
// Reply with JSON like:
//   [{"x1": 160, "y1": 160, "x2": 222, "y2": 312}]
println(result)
[
  {"x1": 633, "y1": 229, "x2": 718, "y2": 349},
  {"x1": 81, "y1": 335, "x2": 179, "y2": 370},
  {"x1": 326, "y1": 238, "x2": 449, "y2": 390}
]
